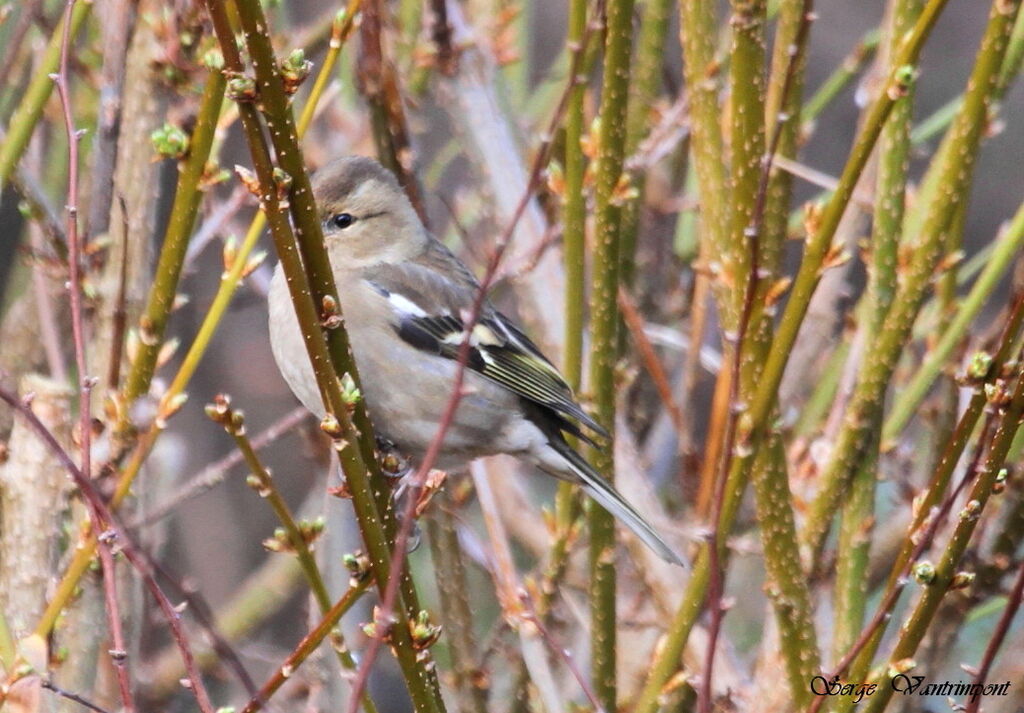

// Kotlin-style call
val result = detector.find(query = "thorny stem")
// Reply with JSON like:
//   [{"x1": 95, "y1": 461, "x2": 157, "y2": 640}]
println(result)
[
  {"x1": 832, "y1": 0, "x2": 921, "y2": 663},
  {"x1": 634, "y1": 2, "x2": 952, "y2": 709},
  {"x1": 588, "y1": 0, "x2": 635, "y2": 708},
  {"x1": 702, "y1": 4, "x2": 770, "y2": 710},
  {"x1": 705, "y1": 1, "x2": 820, "y2": 708},
  {"x1": 204, "y1": 1, "x2": 443, "y2": 710},
  {"x1": 800, "y1": 0, "x2": 1022, "y2": 565}
]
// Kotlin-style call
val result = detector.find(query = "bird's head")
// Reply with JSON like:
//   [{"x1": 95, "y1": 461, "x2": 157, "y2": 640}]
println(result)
[{"x1": 311, "y1": 156, "x2": 426, "y2": 267}]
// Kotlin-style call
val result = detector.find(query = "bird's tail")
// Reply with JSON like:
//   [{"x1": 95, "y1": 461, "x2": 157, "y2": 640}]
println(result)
[{"x1": 547, "y1": 437, "x2": 685, "y2": 567}]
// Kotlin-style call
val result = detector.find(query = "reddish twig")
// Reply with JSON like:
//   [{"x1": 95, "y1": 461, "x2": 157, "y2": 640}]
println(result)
[
  {"x1": 146, "y1": 557, "x2": 260, "y2": 698},
  {"x1": 97, "y1": 540, "x2": 133, "y2": 712},
  {"x1": 618, "y1": 285, "x2": 687, "y2": 438},
  {"x1": 129, "y1": 407, "x2": 308, "y2": 527},
  {"x1": 964, "y1": 559, "x2": 1024, "y2": 713},
  {"x1": 51, "y1": 2, "x2": 136, "y2": 709},
  {"x1": 700, "y1": 4, "x2": 815, "y2": 711},
  {"x1": 0, "y1": 387, "x2": 217, "y2": 713},
  {"x1": 344, "y1": 5, "x2": 605, "y2": 710}
]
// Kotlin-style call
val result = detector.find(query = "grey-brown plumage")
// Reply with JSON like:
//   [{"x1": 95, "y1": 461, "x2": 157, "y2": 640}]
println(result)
[{"x1": 268, "y1": 156, "x2": 683, "y2": 566}]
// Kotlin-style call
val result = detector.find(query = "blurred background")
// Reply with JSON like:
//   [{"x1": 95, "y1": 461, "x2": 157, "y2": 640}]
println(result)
[{"x1": 1, "y1": 0, "x2": 1022, "y2": 711}]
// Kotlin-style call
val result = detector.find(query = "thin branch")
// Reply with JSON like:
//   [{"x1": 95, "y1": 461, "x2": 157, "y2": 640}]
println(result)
[
  {"x1": 132, "y1": 407, "x2": 308, "y2": 528},
  {"x1": 344, "y1": 1, "x2": 606, "y2": 708},
  {"x1": 41, "y1": 680, "x2": 114, "y2": 713},
  {"x1": 205, "y1": 395, "x2": 375, "y2": 713},
  {"x1": 52, "y1": 2, "x2": 135, "y2": 710},
  {"x1": 964, "y1": 559, "x2": 1024, "y2": 713},
  {"x1": 617, "y1": 287, "x2": 687, "y2": 447},
  {"x1": 240, "y1": 581, "x2": 370, "y2": 713},
  {"x1": 0, "y1": 387, "x2": 216, "y2": 713}
]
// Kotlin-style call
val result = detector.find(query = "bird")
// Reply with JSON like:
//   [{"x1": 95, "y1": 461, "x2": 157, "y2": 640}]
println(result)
[{"x1": 268, "y1": 155, "x2": 684, "y2": 567}]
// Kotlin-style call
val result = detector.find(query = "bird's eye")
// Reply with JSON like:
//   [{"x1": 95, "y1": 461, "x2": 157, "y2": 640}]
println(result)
[{"x1": 331, "y1": 213, "x2": 355, "y2": 230}]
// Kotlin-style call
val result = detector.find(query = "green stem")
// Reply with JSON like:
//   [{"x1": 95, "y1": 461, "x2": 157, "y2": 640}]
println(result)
[
  {"x1": 229, "y1": 0, "x2": 434, "y2": 646},
  {"x1": 724, "y1": 4, "x2": 822, "y2": 706},
  {"x1": 619, "y1": 0, "x2": 673, "y2": 288},
  {"x1": 859, "y1": 367, "x2": 1024, "y2": 713},
  {"x1": 727, "y1": 0, "x2": 766, "y2": 316},
  {"x1": 588, "y1": 0, "x2": 635, "y2": 707},
  {"x1": 883, "y1": 200, "x2": 1024, "y2": 444},
  {"x1": 679, "y1": 0, "x2": 730, "y2": 288},
  {"x1": 751, "y1": 437, "x2": 820, "y2": 707},
  {"x1": 838, "y1": 294, "x2": 1024, "y2": 708},
  {"x1": 425, "y1": 497, "x2": 488, "y2": 713},
  {"x1": 563, "y1": 0, "x2": 587, "y2": 397},
  {"x1": 0, "y1": 0, "x2": 92, "y2": 189},
  {"x1": 28, "y1": 8, "x2": 358, "y2": 641},
  {"x1": 556, "y1": 0, "x2": 588, "y2": 563},
  {"x1": 634, "y1": 3, "x2": 953, "y2": 708},
  {"x1": 800, "y1": 0, "x2": 1022, "y2": 563},
  {"x1": 212, "y1": 399, "x2": 376, "y2": 713},
  {"x1": 121, "y1": 67, "x2": 227, "y2": 414},
  {"x1": 909, "y1": 6, "x2": 1023, "y2": 147},
  {"x1": 205, "y1": 2, "x2": 442, "y2": 710},
  {"x1": 0, "y1": 611, "x2": 14, "y2": 671},
  {"x1": 762, "y1": 0, "x2": 812, "y2": 269},
  {"x1": 832, "y1": 0, "x2": 921, "y2": 661}
]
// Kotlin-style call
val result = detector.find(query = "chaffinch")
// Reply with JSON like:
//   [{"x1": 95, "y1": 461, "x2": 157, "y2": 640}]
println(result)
[{"x1": 268, "y1": 155, "x2": 683, "y2": 566}]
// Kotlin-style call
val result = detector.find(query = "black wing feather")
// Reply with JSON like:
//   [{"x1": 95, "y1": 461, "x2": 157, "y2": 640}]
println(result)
[{"x1": 366, "y1": 245, "x2": 609, "y2": 441}]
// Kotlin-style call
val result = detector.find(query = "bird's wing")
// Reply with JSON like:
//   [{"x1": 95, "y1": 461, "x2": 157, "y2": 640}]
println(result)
[{"x1": 363, "y1": 240, "x2": 609, "y2": 440}]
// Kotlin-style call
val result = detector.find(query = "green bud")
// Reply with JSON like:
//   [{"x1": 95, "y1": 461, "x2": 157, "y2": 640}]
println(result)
[
  {"x1": 150, "y1": 122, "x2": 190, "y2": 160},
  {"x1": 280, "y1": 48, "x2": 312, "y2": 94},
  {"x1": 912, "y1": 560, "x2": 935, "y2": 585},
  {"x1": 894, "y1": 64, "x2": 916, "y2": 86},
  {"x1": 339, "y1": 372, "x2": 362, "y2": 406},
  {"x1": 227, "y1": 75, "x2": 258, "y2": 102},
  {"x1": 967, "y1": 351, "x2": 993, "y2": 381},
  {"x1": 409, "y1": 610, "x2": 442, "y2": 650}
]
